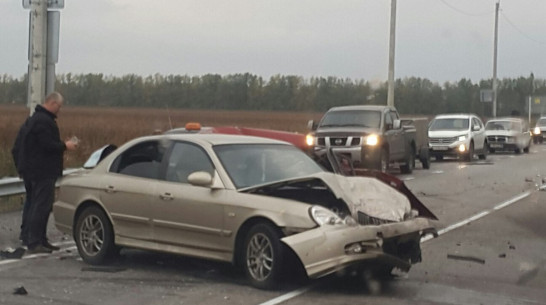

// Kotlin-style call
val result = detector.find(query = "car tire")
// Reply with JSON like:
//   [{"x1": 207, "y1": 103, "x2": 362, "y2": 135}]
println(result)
[
  {"x1": 478, "y1": 142, "x2": 487, "y2": 160},
  {"x1": 400, "y1": 148, "x2": 415, "y2": 174},
  {"x1": 243, "y1": 223, "x2": 286, "y2": 290},
  {"x1": 464, "y1": 142, "x2": 474, "y2": 162},
  {"x1": 378, "y1": 148, "x2": 389, "y2": 173},
  {"x1": 75, "y1": 206, "x2": 117, "y2": 265},
  {"x1": 419, "y1": 147, "x2": 430, "y2": 169}
]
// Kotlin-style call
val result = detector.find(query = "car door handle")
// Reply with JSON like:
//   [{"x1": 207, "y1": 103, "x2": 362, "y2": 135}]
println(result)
[
  {"x1": 105, "y1": 185, "x2": 116, "y2": 193},
  {"x1": 160, "y1": 193, "x2": 174, "y2": 201}
]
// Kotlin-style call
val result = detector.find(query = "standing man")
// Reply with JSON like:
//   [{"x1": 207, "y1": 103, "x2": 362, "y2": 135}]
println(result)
[{"x1": 11, "y1": 92, "x2": 78, "y2": 254}]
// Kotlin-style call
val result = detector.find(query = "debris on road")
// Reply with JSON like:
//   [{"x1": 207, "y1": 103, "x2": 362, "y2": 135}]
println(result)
[
  {"x1": 0, "y1": 247, "x2": 25, "y2": 259},
  {"x1": 447, "y1": 253, "x2": 486, "y2": 264},
  {"x1": 13, "y1": 286, "x2": 28, "y2": 295}
]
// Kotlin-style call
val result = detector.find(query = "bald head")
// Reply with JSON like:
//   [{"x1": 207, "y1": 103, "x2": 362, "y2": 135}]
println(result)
[{"x1": 43, "y1": 92, "x2": 64, "y2": 115}]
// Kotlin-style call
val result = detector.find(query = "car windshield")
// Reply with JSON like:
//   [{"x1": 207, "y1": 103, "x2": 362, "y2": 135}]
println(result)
[
  {"x1": 214, "y1": 144, "x2": 323, "y2": 189},
  {"x1": 429, "y1": 118, "x2": 469, "y2": 131},
  {"x1": 486, "y1": 121, "x2": 521, "y2": 131},
  {"x1": 319, "y1": 110, "x2": 381, "y2": 128}
]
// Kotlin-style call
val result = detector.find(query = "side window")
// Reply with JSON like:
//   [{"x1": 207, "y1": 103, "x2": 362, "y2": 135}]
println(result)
[
  {"x1": 110, "y1": 140, "x2": 166, "y2": 179},
  {"x1": 165, "y1": 142, "x2": 214, "y2": 184},
  {"x1": 472, "y1": 118, "x2": 481, "y2": 130}
]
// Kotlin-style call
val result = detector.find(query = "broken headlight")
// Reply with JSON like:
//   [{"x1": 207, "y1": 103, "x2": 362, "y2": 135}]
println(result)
[{"x1": 310, "y1": 206, "x2": 344, "y2": 226}]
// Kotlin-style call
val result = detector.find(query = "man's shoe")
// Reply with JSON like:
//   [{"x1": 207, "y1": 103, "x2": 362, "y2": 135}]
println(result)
[
  {"x1": 42, "y1": 240, "x2": 60, "y2": 251},
  {"x1": 26, "y1": 245, "x2": 53, "y2": 255}
]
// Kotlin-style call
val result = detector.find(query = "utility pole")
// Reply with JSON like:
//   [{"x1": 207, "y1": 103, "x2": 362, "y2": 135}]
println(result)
[
  {"x1": 24, "y1": 0, "x2": 63, "y2": 115},
  {"x1": 27, "y1": 0, "x2": 48, "y2": 115},
  {"x1": 492, "y1": 1, "x2": 500, "y2": 117},
  {"x1": 387, "y1": 0, "x2": 396, "y2": 107}
]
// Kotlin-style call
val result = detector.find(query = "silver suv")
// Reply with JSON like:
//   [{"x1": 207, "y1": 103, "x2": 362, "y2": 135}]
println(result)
[{"x1": 428, "y1": 114, "x2": 487, "y2": 161}]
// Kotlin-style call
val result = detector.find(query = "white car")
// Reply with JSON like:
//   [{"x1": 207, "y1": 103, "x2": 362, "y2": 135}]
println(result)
[
  {"x1": 485, "y1": 118, "x2": 531, "y2": 154},
  {"x1": 532, "y1": 116, "x2": 546, "y2": 144},
  {"x1": 428, "y1": 114, "x2": 487, "y2": 161}
]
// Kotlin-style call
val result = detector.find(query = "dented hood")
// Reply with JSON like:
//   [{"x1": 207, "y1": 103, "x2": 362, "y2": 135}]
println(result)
[{"x1": 242, "y1": 172, "x2": 412, "y2": 222}]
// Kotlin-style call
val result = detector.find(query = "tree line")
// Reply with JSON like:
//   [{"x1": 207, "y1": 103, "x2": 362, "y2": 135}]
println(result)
[{"x1": 1, "y1": 73, "x2": 545, "y2": 116}]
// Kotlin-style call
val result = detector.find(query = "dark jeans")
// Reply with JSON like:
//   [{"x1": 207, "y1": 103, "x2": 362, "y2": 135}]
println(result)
[
  {"x1": 20, "y1": 179, "x2": 33, "y2": 244},
  {"x1": 27, "y1": 178, "x2": 56, "y2": 248}
]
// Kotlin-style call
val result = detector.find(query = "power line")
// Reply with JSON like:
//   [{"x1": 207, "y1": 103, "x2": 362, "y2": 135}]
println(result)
[
  {"x1": 500, "y1": 11, "x2": 546, "y2": 45},
  {"x1": 438, "y1": 0, "x2": 495, "y2": 17}
]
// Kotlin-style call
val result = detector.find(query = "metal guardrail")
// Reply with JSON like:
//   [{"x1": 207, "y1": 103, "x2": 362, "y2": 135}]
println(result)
[{"x1": 0, "y1": 169, "x2": 82, "y2": 198}]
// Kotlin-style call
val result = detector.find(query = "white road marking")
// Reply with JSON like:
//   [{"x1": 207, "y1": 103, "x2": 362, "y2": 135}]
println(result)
[
  {"x1": 258, "y1": 286, "x2": 313, "y2": 305},
  {"x1": 421, "y1": 190, "x2": 532, "y2": 242}
]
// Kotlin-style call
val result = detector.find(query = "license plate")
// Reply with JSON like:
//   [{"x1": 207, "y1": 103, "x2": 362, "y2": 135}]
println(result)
[
  {"x1": 432, "y1": 146, "x2": 448, "y2": 151},
  {"x1": 490, "y1": 144, "x2": 503, "y2": 148}
]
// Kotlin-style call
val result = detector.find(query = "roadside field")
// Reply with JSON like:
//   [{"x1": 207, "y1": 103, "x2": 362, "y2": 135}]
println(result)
[{"x1": 0, "y1": 105, "x2": 322, "y2": 177}]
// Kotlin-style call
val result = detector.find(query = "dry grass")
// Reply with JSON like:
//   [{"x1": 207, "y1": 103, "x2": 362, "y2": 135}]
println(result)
[{"x1": 0, "y1": 105, "x2": 323, "y2": 177}]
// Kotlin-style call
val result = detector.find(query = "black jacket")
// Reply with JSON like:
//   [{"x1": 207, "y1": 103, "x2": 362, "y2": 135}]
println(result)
[{"x1": 11, "y1": 105, "x2": 66, "y2": 180}]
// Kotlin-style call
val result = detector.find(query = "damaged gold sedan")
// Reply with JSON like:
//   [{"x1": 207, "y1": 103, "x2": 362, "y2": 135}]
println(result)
[{"x1": 53, "y1": 134, "x2": 437, "y2": 289}]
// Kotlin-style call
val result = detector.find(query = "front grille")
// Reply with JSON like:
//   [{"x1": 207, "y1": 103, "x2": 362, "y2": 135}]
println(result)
[
  {"x1": 329, "y1": 137, "x2": 348, "y2": 146},
  {"x1": 316, "y1": 136, "x2": 360, "y2": 147},
  {"x1": 429, "y1": 137, "x2": 457, "y2": 144},
  {"x1": 487, "y1": 136, "x2": 506, "y2": 143},
  {"x1": 358, "y1": 211, "x2": 394, "y2": 226}
]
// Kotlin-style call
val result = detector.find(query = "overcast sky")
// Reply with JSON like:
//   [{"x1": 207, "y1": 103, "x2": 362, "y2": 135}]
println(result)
[{"x1": 1, "y1": 0, "x2": 545, "y2": 83}]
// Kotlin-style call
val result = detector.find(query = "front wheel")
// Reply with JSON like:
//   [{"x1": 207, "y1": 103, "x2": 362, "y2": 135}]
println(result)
[
  {"x1": 377, "y1": 148, "x2": 389, "y2": 173},
  {"x1": 464, "y1": 142, "x2": 474, "y2": 162},
  {"x1": 74, "y1": 206, "x2": 117, "y2": 265},
  {"x1": 478, "y1": 142, "x2": 487, "y2": 160},
  {"x1": 243, "y1": 223, "x2": 286, "y2": 290}
]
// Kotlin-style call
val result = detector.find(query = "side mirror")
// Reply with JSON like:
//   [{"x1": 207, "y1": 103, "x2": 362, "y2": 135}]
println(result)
[
  {"x1": 472, "y1": 125, "x2": 481, "y2": 131},
  {"x1": 393, "y1": 119, "x2": 401, "y2": 130},
  {"x1": 307, "y1": 120, "x2": 317, "y2": 130},
  {"x1": 188, "y1": 171, "x2": 213, "y2": 187}
]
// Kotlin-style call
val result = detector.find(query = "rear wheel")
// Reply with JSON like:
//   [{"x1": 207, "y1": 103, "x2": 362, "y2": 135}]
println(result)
[
  {"x1": 75, "y1": 206, "x2": 117, "y2": 265},
  {"x1": 419, "y1": 147, "x2": 430, "y2": 169},
  {"x1": 400, "y1": 148, "x2": 415, "y2": 174},
  {"x1": 243, "y1": 223, "x2": 286, "y2": 290}
]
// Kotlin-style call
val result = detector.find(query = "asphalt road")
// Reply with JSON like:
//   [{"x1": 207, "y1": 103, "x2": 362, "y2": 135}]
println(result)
[{"x1": 1, "y1": 147, "x2": 546, "y2": 305}]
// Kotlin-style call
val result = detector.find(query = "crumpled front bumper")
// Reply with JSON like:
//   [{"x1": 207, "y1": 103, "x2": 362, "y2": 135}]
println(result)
[{"x1": 281, "y1": 217, "x2": 436, "y2": 279}]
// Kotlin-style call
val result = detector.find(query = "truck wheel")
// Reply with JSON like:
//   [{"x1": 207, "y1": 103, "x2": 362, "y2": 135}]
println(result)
[
  {"x1": 419, "y1": 147, "x2": 430, "y2": 169},
  {"x1": 400, "y1": 149, "x2": 415, "y2": 174},
  {"x1": 378, "y1": 148, "x2": 389, "y2": 173}
]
